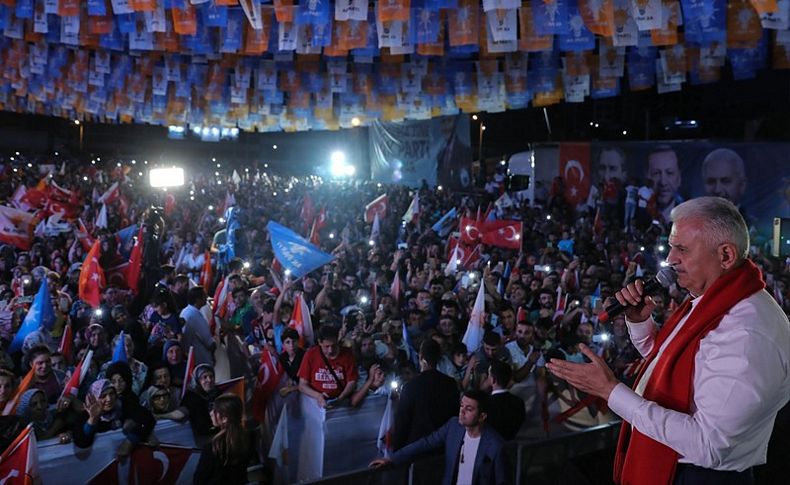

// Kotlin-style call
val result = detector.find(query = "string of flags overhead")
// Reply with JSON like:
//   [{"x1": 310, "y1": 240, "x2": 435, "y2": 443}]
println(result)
[{"x1": 0, "y1": 0, "x2": 785, "y2": 132}]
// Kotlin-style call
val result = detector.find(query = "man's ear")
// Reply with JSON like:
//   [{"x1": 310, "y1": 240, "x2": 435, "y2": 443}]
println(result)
[
  {"x1": 479, "y1": 411, "x2": 487, "y2": 423},
  {"x1": 718, "y1": 242, "x2": 739, "y2": 271}
]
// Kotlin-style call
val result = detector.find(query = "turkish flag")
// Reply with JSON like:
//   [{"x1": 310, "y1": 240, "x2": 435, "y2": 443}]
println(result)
[
  {"x1": 0, "y1": 425, "x2": 37, "y2": 485},
  {"x1": 314, "y1": 207, "x2": 327, "y2": 232},
  {"x1": 199, "y1": 250, "x2": 213, "y2": 288},
  {"x1": 78, "y1": 240, "x2": 105, "y2": 308},
  {"x1": 559, "y1": 143, "x2": 591, "y2": 207},
  {"x1": 300, "y1": 194, "x2": 315, "y2": 231},
  {"x1": 251, "y1": 347, "x2": 284, "y2": 422},
  {"x1": 447, "y1": 237, "x2": 482, "y2": 269},
  {"x1": 129, "y1": 445, "x2": 193, "y2": 484},
  {"x1": 126, "y1": 227, "x2": 144, "y2": 295},
  {"x1": 459, "y1": 217, "x2": 484, "y2": 245},
  {"x1": 364, "y1": 194, "x2": 388, "y2": 223},
  {"x1": 0, "y1": 206, "x2": 38, "y2": 251},
  {"x1": 481, "y1": 220, "x2": 523, "y2": 250}
]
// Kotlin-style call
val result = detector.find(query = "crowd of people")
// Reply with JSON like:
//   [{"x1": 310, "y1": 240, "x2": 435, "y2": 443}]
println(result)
[{"x1": 0, "y1": 153, "x2": 787, "y2": 484}]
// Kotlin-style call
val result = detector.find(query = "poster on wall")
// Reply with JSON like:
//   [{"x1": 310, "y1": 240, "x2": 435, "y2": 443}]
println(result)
[
  {"x1": 369, "y1": 115, "x2": 471, "y2": 188},
  {"x1": 553, "y1": 141, "x2": 790, "y2": 242}
]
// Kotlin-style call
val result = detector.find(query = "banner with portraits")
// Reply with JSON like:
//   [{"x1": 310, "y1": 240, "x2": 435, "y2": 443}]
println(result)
[{"x1": 541, "y1": 141, "x2": 790, "y2": 243}]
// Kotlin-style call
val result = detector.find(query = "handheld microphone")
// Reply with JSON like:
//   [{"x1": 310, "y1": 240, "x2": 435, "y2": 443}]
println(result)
[{"x1": 597, "y1": 267, "x2": 677, "y2": 323}]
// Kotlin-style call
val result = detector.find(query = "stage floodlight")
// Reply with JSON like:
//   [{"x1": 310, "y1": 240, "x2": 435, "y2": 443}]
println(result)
[{"x1": 149, "y1": 167, "x2": 185, "y2": 188}]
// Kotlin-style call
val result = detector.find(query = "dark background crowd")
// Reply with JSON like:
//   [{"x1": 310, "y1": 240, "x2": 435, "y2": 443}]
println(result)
[{"x1": 0, "y1": 153, "x2": 788, "y2": 484}]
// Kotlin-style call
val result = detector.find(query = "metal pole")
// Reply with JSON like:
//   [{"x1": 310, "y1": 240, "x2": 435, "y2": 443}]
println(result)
[
  {"x1": 478, "y1": 123, "x2": 484, "y2": 163},
  {"x1": 515, "y1": 443, "x2": 524, "y2": 485},
  {"x1": 79, "y1": 124, "x2": 84, "y2": 152}
]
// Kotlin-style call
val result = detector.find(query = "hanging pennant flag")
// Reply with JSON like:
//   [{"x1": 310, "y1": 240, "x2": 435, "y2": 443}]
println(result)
[
  {"x1": 79, "y1": 240, "x2": 106, "y2": 308},
  {"x1": 559, "y1": 1, "x2": 596, "y2": 51},
  {"x1": 519, "y1": 2, "x2": 554, "y2": 51},
  {"x1": 760, "y1": 0, "x2": 788, "y2": 29},
  {"x1": 378, "y1": 0, "x2": 411, "y2": 22},
  {"x1": 612, "y1": 0, "x2": 639, "y2": 46},
  {"x1": 267, "y1": 221, "x2": 334, "y2": 279},
  {"x1": 462, "y1": 281, "x2": 486, "y2": 354},
  {"x1": 336, "y1": 0, "x2": 368, "y2": 21},
  {"x1": 9, "y1": 279, "x2": 56, "y2": 353},
  {"x1": 533, "y1": 0, "x2": 571, "y2": 35},
  {"x1": 630, "y1": 0, "x2": 662, "y2": 31},
  {"x1": 579, "y1": 0, "x2": 615, "y2": 36},
  {"x1": 728, "y1": 0, "x2": 763, "y2": 47},
  {"x1": 448, "y1": 0, "x2": 480, "y2": 46}
]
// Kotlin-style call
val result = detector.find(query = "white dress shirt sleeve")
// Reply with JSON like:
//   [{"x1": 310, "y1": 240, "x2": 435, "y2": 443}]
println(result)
[
  {"x1": 625, "y1": 316, "x2": 658, "y2": 358},
  {"x1": 608, "y1": 320, "x2": 789, "y2": 470}
]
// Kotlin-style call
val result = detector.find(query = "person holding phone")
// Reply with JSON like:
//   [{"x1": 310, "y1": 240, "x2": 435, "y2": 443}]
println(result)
[{"x1": 297, "y1": 325, "x2": 358, "y2": 408}]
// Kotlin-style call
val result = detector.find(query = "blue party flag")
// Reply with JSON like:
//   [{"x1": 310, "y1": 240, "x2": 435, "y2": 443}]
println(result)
[
  {"x1": 112, "y1": 331, "x2": 128, "y2": 363},
  {"x1": 267, "y1": 221, "x2": 335, "y2": 279},
  {"x1": 9, "y1": 281, "x2": 56, "y2": 353}
]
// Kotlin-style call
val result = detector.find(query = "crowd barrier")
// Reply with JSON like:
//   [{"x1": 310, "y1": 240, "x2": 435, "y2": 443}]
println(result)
[{"x1": 37, "y1": 420, "x2": 200, "y2": 484}]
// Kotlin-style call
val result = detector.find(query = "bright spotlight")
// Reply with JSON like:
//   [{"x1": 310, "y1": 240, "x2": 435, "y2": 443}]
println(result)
[
  {"x1": 368, "y1": 239, "x2": 375, "y2": 246},
  {"x1": 284, "y1": 269, "x2": 292, "y2": 276},
  {"x1": 149, "y1": 167, "x2": 185, "y2": 188},
  {"x1": 331, "y1": 151, "x2": 346, "y2": 165},
  {"x1": 351, "y1": 117, "x2": 361, "y2": 127},
  {"x1": 329, "y1": 233, "x2": 335, "y2": 239},
  {"x1": 243, "y1": 261, "x2": 251, "y2": 269}
]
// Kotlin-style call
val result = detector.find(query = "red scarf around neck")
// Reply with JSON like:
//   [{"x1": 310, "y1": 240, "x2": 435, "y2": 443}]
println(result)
[{"x1": 613, "y1": 259, "x2": 765, "y2": 485}]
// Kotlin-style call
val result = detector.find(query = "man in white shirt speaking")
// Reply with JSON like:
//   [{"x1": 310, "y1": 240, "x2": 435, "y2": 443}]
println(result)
[{"x1": 546, "y1": 196, "x2": 789, "y2": 485}]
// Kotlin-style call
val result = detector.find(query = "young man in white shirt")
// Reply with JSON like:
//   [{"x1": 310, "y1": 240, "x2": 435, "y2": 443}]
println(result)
[{"x1": 370, "y1": 390, "x2": 507, "y2": 485}]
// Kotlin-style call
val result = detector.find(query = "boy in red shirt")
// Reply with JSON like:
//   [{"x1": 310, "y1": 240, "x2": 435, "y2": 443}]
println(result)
[{"x1": 297, "y1": 325, "x2": 358, "y2": 408}]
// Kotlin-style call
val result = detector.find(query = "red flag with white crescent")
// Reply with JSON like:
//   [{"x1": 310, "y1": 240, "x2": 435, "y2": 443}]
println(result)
[
  {"x1": 78, "y1": 240, "x2": 105, "y2": 308},
  {"x1": 364, "y1": 194, "x2": 388, "y2": 223},
  {"x1": 459, "y1": 216, "x2": 483, "y2": 245},
  {"x1": 251, "y1": 347, "x2": 284, "y2": 422},
  {"x1": 559, "y1": 143, "x2": 591, "y2": 207},
  {"x1": 481, "y1": 220, "x2": 523, "y2": 250},
  {"x1": 0, "y1": 424, "x2": 38, "y2": 485}
]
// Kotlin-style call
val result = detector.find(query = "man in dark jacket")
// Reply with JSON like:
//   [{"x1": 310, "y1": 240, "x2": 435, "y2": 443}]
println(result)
[
  {"x1": 392, "y1": 339, "x2": 459, "y2": 450},
  {"x1": 486, "y1": 360, "x2": 526, "y2": 441},
  {"x1": 372, "y1": 390, "x2": 508, "y2": 485}
]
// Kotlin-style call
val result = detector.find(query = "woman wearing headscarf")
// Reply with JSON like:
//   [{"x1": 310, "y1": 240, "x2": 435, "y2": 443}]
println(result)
[
  {"x1": 15, "y1": 388, "x2": 68, "y2": 441},
  {"x1": 193, "y1": 393, "x2": 249, "y2": 485},
  {"x1": 83, "y1": 323, "x2": 111, "y2": 365},
  {"x1": 73, "y1": 379, "x2": 155, "y2": 457},
  {"x1": 141, "y1": 384, "x2": 188, "y2": 422},
  {"x1": 163, "y1": 340, "x2": 186, "y2": 389},
  {"x1": 105, "y1": 361, "x2": 138, "y2": 407},
  {"x1": 181, "y1": 364, "x2": 220, "y2": 437},
  {"x1": 99, "y1": 334, "x2": 148, "y2": 395}
]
